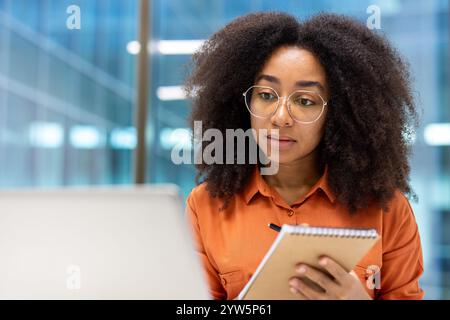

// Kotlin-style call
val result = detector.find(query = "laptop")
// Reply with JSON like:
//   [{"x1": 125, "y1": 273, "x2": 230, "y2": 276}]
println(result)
[{"x1": 0, "y1": 185, "x2": 210, "y2": 299}]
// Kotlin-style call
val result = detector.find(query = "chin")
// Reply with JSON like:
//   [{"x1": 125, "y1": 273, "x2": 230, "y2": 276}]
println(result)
[{"x1": 262, "y1": 152, "x2": 305, "y2": 165}]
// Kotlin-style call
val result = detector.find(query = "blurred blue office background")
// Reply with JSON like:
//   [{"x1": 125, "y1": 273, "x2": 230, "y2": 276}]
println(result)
[{"x1": 0, "y1": 0, "x2": 448, "y2": 299}]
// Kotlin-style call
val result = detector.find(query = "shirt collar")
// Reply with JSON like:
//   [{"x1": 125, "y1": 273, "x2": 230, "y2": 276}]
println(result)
[{"x1": 243, "y1": 165, "x2": 336, "y2": 205}]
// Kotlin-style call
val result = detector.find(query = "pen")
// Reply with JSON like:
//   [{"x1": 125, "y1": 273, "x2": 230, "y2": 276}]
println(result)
[{"x1": 268, "y1": 223, "x2": 281, "y2": 232}]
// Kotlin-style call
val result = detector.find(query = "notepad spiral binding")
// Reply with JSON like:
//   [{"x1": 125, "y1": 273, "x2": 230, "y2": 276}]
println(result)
[{"x1": 287, "y1": 226, "x2": 378, "y2": 239}]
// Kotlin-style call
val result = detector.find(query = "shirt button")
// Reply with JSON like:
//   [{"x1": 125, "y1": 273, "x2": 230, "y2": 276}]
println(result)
[{"x1": 288, "y1": 209, "x2": 294, "y2": 216}]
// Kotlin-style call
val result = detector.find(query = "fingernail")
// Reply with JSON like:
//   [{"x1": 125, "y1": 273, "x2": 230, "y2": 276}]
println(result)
[
  {"x1": 319, "y1": 258, "x2": 328, "y2": 266},
  {"x1": 297, "y1": 265, "x2": 306, "y2": 273},
  {"x1": 290, "y1": 286, "x2": 299, "y2": 294}
]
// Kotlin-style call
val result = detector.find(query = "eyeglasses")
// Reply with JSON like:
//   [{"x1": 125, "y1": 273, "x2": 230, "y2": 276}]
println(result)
[{"x1": 242, "y1": 85, "x2": 328, "y2": 124}]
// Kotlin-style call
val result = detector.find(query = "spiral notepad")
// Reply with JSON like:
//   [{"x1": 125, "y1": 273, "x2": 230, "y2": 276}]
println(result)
[
  {"x1": 282, "y1": 225, "x2": 378, "y2": 238},
  {"x1": 238, "y1": 225, "x2": 380, "y2": 300}
]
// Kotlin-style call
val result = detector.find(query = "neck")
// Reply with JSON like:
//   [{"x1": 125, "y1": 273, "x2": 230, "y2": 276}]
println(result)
[{"x1": 261, "y1": 151, "x2": 323, "y2": 190}]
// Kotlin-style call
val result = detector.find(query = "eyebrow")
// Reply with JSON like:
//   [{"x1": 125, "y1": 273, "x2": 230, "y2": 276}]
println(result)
[{"x1": 255, "y1": 74, "x2": 326, "y2": 92}]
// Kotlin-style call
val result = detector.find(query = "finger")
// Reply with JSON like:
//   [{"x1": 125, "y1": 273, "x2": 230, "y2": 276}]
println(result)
[
  {"x1": 290, "y1": 278, "x2": 326, "y2": 300},
  {"x1": 295, "y1": 264, "x2": 339, "y2": 293},
  {"x1": 289, "y1": 285, "x2": 308, "y2": 300},
  {"x1": 318, "y1": 256, "x2": 349, "y2": 284},
  {"x1": 349, "y1": 270, "x2": 359, "y2": 279}
]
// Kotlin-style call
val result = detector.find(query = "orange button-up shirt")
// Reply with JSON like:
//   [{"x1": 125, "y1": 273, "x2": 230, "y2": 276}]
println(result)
[{"x1": 186, "y1": 165, "x2": 424, "y2": 300}]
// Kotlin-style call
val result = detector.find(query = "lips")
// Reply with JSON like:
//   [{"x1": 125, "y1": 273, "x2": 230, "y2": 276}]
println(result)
[
  {"x1": 265, "y1": 135, "x2": 297, "y2": 150},
  {"x1": 266, "y1": 135, "x2": 297, "y2": 142}
]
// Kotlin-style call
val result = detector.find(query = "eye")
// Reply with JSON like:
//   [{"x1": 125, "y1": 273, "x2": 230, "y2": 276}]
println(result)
[
  {"x1": 295, "y1": 97, "x2": 315, "y2": 107},
  {"x1": 258, "y1": 92, "x2": 276, "y2": 101}
]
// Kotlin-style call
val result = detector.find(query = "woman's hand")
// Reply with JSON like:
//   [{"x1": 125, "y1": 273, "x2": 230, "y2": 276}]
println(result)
[{"x1": 289, "y1": 256, "x2": 372, "y2": 300}]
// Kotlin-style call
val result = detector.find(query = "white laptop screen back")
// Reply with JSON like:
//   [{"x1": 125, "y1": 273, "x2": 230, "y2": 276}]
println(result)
[{"x1": 0, "y1": 185, "x2": 209, "y2": 299}]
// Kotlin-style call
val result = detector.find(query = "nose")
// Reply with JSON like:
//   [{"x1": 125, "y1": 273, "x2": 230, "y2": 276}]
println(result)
[{"x1": 270, "y1": 96, "x2": 293, "y2": 127}]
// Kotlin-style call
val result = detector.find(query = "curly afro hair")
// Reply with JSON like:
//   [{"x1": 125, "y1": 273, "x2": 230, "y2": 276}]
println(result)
[{"x1": 185, "y1": 12, "x2": 419, "y2": 214}]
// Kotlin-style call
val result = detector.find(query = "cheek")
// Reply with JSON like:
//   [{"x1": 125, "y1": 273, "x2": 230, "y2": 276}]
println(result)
[
  {"x1": 250, "y1": 118, "x2": 275, "y2": 157},
  {"x1": 293, "y1": 134, "x2": 319, "y2": 159},
  {"x1": 300, "y1": 124, "x2": 325, "y2": 146},
  {"x1": 295, "y1": 119, "x2": 326, "y2": 151},
  {"x1": 250, "y1": 117, "x2": 269, "y2": 143},
  {"x1": 250, "y1": 117, "x2": 265, "y2": 131}
]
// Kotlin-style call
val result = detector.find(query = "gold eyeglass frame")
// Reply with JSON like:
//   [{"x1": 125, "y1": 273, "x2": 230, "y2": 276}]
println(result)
[{"x1": 242, "y1": 85, "x2": 328, "y2": 124}]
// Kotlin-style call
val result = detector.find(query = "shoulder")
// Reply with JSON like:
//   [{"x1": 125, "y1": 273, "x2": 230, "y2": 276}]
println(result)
[
  {"x1": 186, "y1": 181, "x2": 248, "y2": 220},
  {"x1": 383, "y1": 189, "x2": 416, "y2": 221},
  {"x1": 186, "y1": 182, "x2": 211, "y2": 210},
  {"x1": 186, "y1": 182, "x2": 224, "y2": 217},
  {"x1": 381, "y1": 189, "x2": 420, "y2": 246}
]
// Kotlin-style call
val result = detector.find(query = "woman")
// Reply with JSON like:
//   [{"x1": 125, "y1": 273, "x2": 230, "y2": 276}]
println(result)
[{"x1": 185, "y1": 12, "x2": 424, "y2": 300}]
